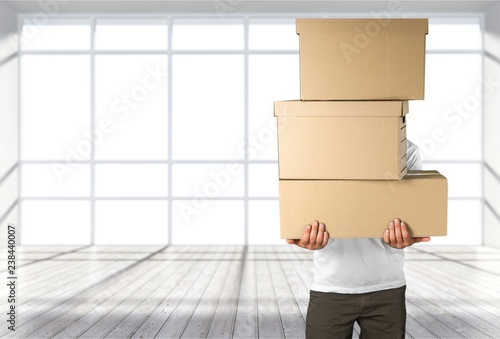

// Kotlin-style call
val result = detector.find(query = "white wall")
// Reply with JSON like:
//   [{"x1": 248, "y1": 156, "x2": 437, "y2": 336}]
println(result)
[
  {"x1": 484, "y1": 1, "x2": 500, "y2": 248},
  {"x1": 0, "y1": 2, "x2": 19, "y2": 248}
]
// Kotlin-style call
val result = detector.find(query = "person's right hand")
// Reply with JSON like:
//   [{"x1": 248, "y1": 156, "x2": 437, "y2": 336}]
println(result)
[{"x1": 286, "y1": 220, "x2": 329, "y2": 250}]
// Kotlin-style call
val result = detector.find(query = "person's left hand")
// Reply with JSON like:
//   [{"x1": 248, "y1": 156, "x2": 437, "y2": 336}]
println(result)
[{"x1": 383, "y1": 218, "x2": 431, "y2": 249}]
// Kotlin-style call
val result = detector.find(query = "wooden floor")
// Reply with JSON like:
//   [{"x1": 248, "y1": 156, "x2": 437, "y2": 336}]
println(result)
[{"x1": 1, "y1": 245, "x2": 500, "y2": 338}]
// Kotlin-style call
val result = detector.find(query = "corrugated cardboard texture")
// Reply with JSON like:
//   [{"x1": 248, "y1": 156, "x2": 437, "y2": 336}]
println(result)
[
  {"x1": 275, "y1": 100, "x2": 408, "y2": 180},
  {"x1": 296, "y1": 18, "x2": 428, "y2": 100},
  {"x1": 279, "y1": 171, "x2": 448, "y2": 239}
]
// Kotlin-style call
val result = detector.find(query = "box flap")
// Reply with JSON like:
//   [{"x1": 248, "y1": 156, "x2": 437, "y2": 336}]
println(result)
[
  {"x1": 274, "y1": 100, "x2": 408, "y2": 117},
  {"x1": 296, "y1": 18, "x2": 428, "y2": 35}
]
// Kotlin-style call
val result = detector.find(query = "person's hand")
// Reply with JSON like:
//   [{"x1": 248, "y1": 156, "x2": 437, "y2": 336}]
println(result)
[
  {"x1": 383, "y1": 218, "x2": 431, "y2": 249},
  {"x1": 286, "y1": 220, "x2": 329, "y2": 250}
]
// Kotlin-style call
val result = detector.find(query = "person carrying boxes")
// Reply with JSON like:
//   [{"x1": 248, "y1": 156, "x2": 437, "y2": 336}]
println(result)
[
  {"x1": 277, "y1": 18, "x2": 447, "y2": 338},
  {"x1": 287, "y1": 140, "x2": 430, "y2": 339}
]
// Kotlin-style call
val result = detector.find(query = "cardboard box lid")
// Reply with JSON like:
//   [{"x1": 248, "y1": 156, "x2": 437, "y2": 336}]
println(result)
[
  {"x1": 296, "y1": 18, "x2": 428, "y2": 35},
  {"x1": 274, "y1": 100, "x2": 409, "y2": 117}
]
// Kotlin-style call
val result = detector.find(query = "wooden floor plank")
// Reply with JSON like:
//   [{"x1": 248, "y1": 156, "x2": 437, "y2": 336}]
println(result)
[
  {"x1": 269, "y1": 247, "x2": 305, "y2": 338},
  {"x1": 406, "y1": 286, "x2": 492, "y2": 338},
  {"x1": 405, "y1": 314, "x2": 438, "y2": 339},
  {"x1": 1, "y1": 260, "x2": 134, "y2": 338},
  {"x1": 278, "y1": 248, "x2": 310, "y2": 321},
  {"x1": 17, "y1": 249, "x2": 150, "y2": 296},
  {"x1": 407, "y1": 261, "x2": 500, "y2": 324},
  {"x1": 78, "y1": 258, "x2": 179, "y2": 338},
  {"x1": 48, "y1": 247, "x2": 172, "y2": 338},
  {"x1": 31, "y1": 247, "x2": 171, "y2": 339},
  {"x1": 207, "y1": 247, "x2": 245, "y2": 338},
  {"x1": 256, "y1": 247, "x2": 285, "y2": 339},
  {"x1": 30, "y1": 260, "x2": 158, "y2": 339},
  {"x1": 280, "y1": 246, "x2": 319, "y2": 337},
  {"x1": 17, "y1": 261, "x2": 112, "y2": 310},
  {"x1": 232, "y1": 247, "x2": 258, "y2": 339},
  {"x1": 181, "y1": 248, "x2": 239, "y2": 338},
  {"x1": 130, "y1": 246, "x2": 213, "y2": 339},
  {"x1": 431, "y1": 261, "x2": 500, "y2": 294},
  {"x1": 153, "y1": 247, "x2": 229, "y2": 338},
  {"x1": 405, "y1": 299, "x2": 465, "y2": 338},
  {"x1": 103, "y1": 247, "x2": 200, "y2": 338},
  {"x1": 405, "y1": 268, "x2": 500, "y2": 338}
]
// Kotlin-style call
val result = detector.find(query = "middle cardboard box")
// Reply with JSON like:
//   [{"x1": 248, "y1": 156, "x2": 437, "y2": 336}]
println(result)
[{"x1": 274, "y1": 100, "x2": 408, "y2": 180}]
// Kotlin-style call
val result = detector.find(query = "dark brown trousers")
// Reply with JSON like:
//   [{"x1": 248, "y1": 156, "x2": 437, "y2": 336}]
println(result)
[{"x1": 306, "y1": 286, "x2": 406, "y2": 339}]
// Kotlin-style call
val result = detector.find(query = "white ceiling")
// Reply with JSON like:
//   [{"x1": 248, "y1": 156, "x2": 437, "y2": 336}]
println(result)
[{"x1": 3, "y1": 0, "x2": 500, "y2": 14}]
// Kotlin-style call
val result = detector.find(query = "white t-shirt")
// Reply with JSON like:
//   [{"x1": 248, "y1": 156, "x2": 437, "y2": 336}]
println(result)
[{"x1": 310, "y1": 140, "x2": 422, "y2": 294}]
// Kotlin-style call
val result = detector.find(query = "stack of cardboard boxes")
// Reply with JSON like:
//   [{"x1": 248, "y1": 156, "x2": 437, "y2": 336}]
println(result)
[{"x1": 275, "y1": 18, "x2": 448, "y2": 239}]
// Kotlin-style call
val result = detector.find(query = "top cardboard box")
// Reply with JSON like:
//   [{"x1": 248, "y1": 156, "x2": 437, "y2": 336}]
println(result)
[{"x1": 297, "y1": 18, "x2": 428, "y2": 100}]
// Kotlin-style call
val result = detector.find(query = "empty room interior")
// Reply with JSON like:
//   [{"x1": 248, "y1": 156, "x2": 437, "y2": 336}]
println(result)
[{"x1": 1, "y1": 0, "x2": 500, "y2": 338}]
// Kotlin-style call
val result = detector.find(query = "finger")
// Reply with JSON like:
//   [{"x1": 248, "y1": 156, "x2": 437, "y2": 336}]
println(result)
[
  {"x1": 383, "y1": 228, "x2": 390, "y2": 244},
  {"x1": 414, "y1": 237, "x2": 431, "y2": 243},
  {"x1": 322, "y1": 230, "x2": 329, "y2": 247},
  {"x1": 316, "y1": 223, "x2": 326, "y2": 244},
  {"x1": 400, "y1": 221, "x2": 410, "y2": 240},
  {"x1": 286, "y1": 239, "x2": 298, "y2": 245},
  {"x1": 394, "y1": 219, "x2": 403, "y2": 245},
  {"x1": 300, "y1": 224, "x2": 312, "y2": 245},
  {"x1": 309, "y1": 221, "x2": 319, "y2": 245},
  {"x1": 388, "y1": 221, "x2": 396, "y2": 244}
]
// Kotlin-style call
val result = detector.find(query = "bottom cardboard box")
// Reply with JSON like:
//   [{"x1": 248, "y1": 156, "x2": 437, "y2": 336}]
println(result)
[{"x1": 279, "y1": 170, "x2": 447, "y2": 239}]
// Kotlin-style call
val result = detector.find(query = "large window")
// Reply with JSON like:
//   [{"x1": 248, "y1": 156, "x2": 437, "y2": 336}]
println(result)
[
  {"x1": 19, "y1": 16, "x2": 482, "y2": 245},
  {"x1": 407, "y1": 18, "x2": 483, "y2": 245}
]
